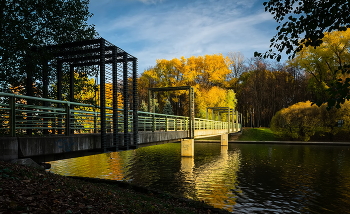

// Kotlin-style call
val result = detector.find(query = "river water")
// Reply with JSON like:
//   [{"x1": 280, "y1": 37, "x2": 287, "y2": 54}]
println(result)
[{"x1": 49, "y1": 143, "x2": 350, "y2": 213}]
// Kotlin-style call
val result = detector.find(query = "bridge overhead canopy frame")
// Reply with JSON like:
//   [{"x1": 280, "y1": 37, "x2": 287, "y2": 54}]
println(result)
[
  {"x1": 207, "y1": 107, "x2": 235, "y2": 133},
  {"x1": 27, "y1": 38, "x2": 138, "y2": 151},
  {"x1": 148, "y1": 86, "x2": 194, "y2": 139}
]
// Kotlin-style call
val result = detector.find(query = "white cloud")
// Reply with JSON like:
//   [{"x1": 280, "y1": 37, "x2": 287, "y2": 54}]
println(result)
[{"x1": 89, "y1": 0, "x2": 278, "y2": 71}]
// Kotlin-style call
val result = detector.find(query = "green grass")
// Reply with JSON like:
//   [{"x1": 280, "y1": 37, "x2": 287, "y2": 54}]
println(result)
[{"x1": 238, "y1": 128, "x2": 279, "y2": 141}]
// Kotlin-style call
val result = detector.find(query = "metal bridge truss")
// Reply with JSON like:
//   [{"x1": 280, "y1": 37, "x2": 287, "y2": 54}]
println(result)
[
  {"x1": 148, "y1": 86, "x2": 195, "y2": 138},
  {"x1": 207, "y1": 107, "x2": 242, "y2": 133},
  {"x1": 10, "y1": 38, "x2": 138, "y2": 150}
]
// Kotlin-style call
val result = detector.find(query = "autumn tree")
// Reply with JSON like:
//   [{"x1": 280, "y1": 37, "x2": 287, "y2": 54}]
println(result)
[
  {"x1": 288, "y1": 29, "x2": 350, "y2": 103},
  {"x1": 138, "y1": 54, "x2": 235, "y2": 118},
  {"x1": 0, "y1": 0, "x2": 96, "y2": 95},
  {"x1": 271, "y1": 101, "x2": 350, "y2": 141},
  {"x1": 257, "y1": 0, "x2": 350, "y2": 108}
]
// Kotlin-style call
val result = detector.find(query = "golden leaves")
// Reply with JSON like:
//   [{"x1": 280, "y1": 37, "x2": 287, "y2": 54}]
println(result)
[{"x1": 139, "y1": 54, "x2": 236, "y2": 117}]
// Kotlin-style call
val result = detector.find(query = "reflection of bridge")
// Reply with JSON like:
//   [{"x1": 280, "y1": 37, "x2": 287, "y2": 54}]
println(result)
[{"x1": 0, "y1": 92, "x2": 241, "y2": 160}]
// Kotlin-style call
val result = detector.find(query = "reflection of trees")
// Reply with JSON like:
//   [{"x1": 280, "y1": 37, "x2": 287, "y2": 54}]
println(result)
[
  {"x1": 125, "y1": 143, "x2": 182, "y2": 192},
  {"x1": 49, "y1": 152, "x2": 127, "y2": 180},
  {"x1": 236, "y1": 144, "x2": 350, "y2": 213}
]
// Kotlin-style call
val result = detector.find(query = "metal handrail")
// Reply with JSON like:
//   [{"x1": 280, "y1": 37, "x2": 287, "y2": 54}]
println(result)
[{"x1": 0, "y1": 92, "x2": 241, "y2": 136}]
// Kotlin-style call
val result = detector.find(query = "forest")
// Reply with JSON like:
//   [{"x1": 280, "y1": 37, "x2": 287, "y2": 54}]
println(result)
[{"x1": 138, "y1": 29, "x2": 350, "y2": 138}]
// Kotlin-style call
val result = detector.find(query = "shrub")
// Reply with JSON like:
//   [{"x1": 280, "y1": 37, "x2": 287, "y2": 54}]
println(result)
[{"x1": 271, "y1": 101, "x2": 350, "y2": 141}]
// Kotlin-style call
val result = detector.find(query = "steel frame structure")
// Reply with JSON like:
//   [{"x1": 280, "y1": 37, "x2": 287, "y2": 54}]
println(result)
[
  {"x1": 25, "y1": 38, "x2": 138, "y2": 151},
  {"x1": 206, "y1": 107, "x2": 239, "y2": 133},
  {"x1": 148, "y1": 86, "x2": 195, "y2": 138}
]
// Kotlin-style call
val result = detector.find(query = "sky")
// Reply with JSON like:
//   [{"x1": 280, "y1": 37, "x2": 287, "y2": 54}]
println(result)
[{"x1": 88, "y1": 0, "x2": 280, "y2": 73}]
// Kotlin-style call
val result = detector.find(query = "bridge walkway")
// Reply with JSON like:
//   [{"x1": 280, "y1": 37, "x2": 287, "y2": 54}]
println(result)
[{"x1": 0, "y1": 92, "x2": 242, "y2": 161}]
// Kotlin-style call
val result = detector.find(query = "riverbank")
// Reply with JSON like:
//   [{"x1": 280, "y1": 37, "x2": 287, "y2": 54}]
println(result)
[{"x1": 0, "y1": 160, "x2": 230, "y2": 214}]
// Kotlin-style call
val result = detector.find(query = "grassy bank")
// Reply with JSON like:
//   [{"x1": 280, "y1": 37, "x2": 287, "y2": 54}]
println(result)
[
  {"x1": 0, "y1": 160, "x2": 230, "y2": 214},
  {"x1": 237, "y1": 128, "x2": 280, "y2": 141}
]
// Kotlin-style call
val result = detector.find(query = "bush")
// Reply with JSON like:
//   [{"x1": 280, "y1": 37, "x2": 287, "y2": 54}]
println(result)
[{"x1": 271, "y1": 101, "x2": 350, "y2": 141}]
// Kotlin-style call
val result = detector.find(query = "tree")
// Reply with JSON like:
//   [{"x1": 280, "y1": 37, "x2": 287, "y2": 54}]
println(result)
[
  {"x1": 138, "y1": 54, "x2": 233, "y2": 117},
  {"x1": 227, "y1": 52, "x2": 246, "y2": 79},
  {"x1": 257, "y1": 0, "x2": 350, "y2": 108},
  {"x1": 288, "y1": 29, "x2": 350, "y2": 103},
  {"x1": 271, "y1": 101, "x2": 350, "y2": 141},
  {"x1": 0, "y1": 0, "x2": 96, "y2": 94},
  {"x1": 162, "y1": 99, "x2": 174, "y2": 115},
  {"x1": 139, "y1": 100, "x2": 148, "y2": 112},
  {"x1": 234, "y1": 58, "x2": 311, "y2": 127}
]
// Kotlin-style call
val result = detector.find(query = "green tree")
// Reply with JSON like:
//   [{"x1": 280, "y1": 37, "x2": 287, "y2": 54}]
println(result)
[
  {"x1": 139, "y1": 100, "x2": 148, "y2": 112},
  {"x1": 288, "y1": 29, "x2": 350, "y2": 103},
  {"x1": 0, "y1": 0, "x2": 96, "y2": 94},
  {"x1": 257, "y1": 0, "x2": 350, "y2": 108},
  {"x1": 162, "y1": 99, "x2": 174, "y2": 115}
]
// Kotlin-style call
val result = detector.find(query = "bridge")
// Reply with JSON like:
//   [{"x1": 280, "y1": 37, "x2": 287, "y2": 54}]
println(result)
[
  {"x1": 0, "y1": 38, "x2": 241, "y2": 161},
  {"x1": 0, "y1": 92, "x2": 241, "y2": 161}
]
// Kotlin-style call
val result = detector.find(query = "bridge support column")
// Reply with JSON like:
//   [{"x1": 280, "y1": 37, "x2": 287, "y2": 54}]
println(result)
[
  {"x1": 181, "y1": 139, "x2": 194, "y2": 157},
  {"x1": 221, "y1": 134, "x2": 228, "y2": 146}
]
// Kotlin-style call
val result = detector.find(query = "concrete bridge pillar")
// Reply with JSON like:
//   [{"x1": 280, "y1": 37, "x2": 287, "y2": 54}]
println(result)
[
  {"x1": 221, "y1": 134, "x2": 228, "y2": 146},
  {"x1": 181, "y1": 138, "x2": 194, "y2": 156}
]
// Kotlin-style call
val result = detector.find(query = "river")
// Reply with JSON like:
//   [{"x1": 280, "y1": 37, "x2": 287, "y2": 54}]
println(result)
[{"x1": 49, "y1": 142, "x2": 350, "y2": 213}]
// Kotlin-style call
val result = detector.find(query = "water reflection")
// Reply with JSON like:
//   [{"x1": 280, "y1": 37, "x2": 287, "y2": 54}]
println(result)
[{"x1": 49, "y1": 143, "x2": 350, "y2": 213}]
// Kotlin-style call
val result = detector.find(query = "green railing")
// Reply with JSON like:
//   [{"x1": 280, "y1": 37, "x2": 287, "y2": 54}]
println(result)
[{"x1": 0, "y1": 92, "x2": 240, "y2": 137}]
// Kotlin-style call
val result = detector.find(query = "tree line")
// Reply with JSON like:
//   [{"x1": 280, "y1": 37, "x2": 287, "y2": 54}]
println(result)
[{"x1": 139, "y1": 29, "x2": 350, "y2": 127}]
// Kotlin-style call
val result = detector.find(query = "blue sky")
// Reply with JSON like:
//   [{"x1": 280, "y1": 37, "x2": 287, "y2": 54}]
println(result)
[{"x1": 88, "y1": 0, "x2": 280, "y2": 72}]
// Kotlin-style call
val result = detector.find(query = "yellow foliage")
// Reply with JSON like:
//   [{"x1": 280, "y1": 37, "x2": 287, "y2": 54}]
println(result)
[
  {"x1": 271, "y1": 100, "x2": 350, "y2": 141},
  {"x1": 139, "y1": 54, "x2": 235, "y2": 117},
  {"x1": 288, "y1": 29, "x2": 350, "y2": 100}
]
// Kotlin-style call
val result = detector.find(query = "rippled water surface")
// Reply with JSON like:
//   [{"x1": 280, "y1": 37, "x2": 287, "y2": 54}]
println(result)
[{"x1": 49, "y1": 143, "x2": 350, "y2": 213}]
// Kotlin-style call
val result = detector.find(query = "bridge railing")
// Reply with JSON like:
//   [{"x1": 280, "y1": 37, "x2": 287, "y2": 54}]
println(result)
[
  {"x1": 131, "y1": 111, "x2": 239, "y2": 133},
  {"x1": 0, "y1": 92, "x2": 101, "y2": 136},
  {"x1": 0, "y1": 92, "x2": 240, "y2": 137}
]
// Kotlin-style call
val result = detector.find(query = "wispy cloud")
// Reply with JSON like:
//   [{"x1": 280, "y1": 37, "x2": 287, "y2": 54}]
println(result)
[
  {"x1": 89, "y1": 0, "x2": 277, "y2": 71},
  {"x1": 137, "y1": 0, "x2": 164, "y2": 4}
]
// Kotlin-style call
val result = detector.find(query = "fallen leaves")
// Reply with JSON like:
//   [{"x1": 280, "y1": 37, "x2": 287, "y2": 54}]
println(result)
[{"x1": 0, "y1": 160, "x2": 229, "y2": 214}]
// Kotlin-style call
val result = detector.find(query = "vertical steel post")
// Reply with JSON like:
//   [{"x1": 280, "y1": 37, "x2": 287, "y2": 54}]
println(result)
[
  {"x1": 43, "y1": 59, "x2": 49, "y2": 135},
  {"x1": 65, "y1": 103, "x2": 71, "y2": 136},
  {"x1": 175, "y1": 117, "x2": 178, "y2": 131},
  {"x1": 69, "y1": 65, "x2": 75, "y2": 134},
  {"x1": 112, "y1": 47, "x2": 118, "y2": 150},
  {"x1": 151, "y1": 91, "x2": 155, "y2": 132},
  {"x1": 232, "y1": 109, "x2": 235, "y2": 132},
  {"x1": 148, "y1": 90, "x2": 151, "y2": 112},
  {"x1": 227, "y1": 108, "x2": 230, "y2": 133},
  {"x1": 69, "y1": 65, "x2": 74, "y2": 102},
  {"x1": 240, "y1": 112, "x2": 243, "y2": 131},
  {"x1": 99, "y1": 39, "x2": 107, "y2": 152},
  {"x1": 189, "y1": 87, "x2": 194, "y2": 139},
  {"x1": 57, "y1": 61, "x2": 63, "y2": 101},
  {"x1": 9, "y1": 96, "x2": 16, "y2": 137},
  {"x1": 122, "y1": 52, "x2": 129, "y2": 149},
  {"x1": 236, "y1": 110, "x2": 239, "y2": 131},
  {"x1": 132, "y1": 58, "x2": 138, "y2": 147},
  {"x1": 94, "y1": 112, "x2": 97, "y2": 133},
  {"x1": 165, "y1": 116, "x2": 168, "y2": 131},
  {"x1": 57, "y1": 61, "x2": 63, "y2": 135}
]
